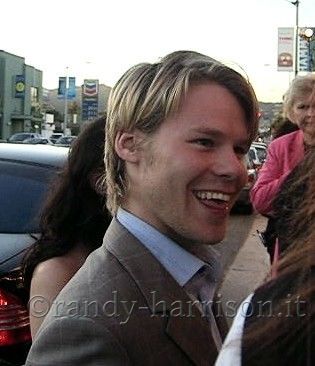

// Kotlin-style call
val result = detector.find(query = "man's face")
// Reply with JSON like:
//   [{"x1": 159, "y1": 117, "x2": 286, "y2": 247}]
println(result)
[
  {"x1": 290, "y1": 92, "x2": 315, "y2": 146},
  {"x1": 126, "y1": 82, "x2": 249, "y2": 247}
]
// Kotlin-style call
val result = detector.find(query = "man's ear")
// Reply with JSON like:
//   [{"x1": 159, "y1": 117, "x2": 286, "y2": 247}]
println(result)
[{"x1": 115, "y1": 131, "x2": 143, "y2": 163}]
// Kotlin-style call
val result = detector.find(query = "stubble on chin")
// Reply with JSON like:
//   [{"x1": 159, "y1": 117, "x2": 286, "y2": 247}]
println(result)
[{"x1": 170, "y1": 223, "x2": 226, "y2": 251}]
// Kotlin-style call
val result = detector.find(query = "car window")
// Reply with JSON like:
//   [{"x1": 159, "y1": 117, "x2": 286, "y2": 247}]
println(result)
[
  {"x1": 248, "y1": 148, "x2": 256, "y2": 161},
  {"x1": 0, "y1": 161, "x2": 59, "y2": 233},
  {"x1": 10, "y1": 133, "x2": 29, "y2": 141},
  {"x1": 256, "y1": 147, "x2": 267, "y2": 161}
]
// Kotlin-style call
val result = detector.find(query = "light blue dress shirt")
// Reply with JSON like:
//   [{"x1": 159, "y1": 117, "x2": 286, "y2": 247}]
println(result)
[{"x1": 116, "y1": 207, "x2": 205, "y2": 287}]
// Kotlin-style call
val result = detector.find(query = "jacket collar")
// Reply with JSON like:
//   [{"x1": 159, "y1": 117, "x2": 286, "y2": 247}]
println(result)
[{"x1": 103, "y1": 218, "x2": 219, "y2": 365}]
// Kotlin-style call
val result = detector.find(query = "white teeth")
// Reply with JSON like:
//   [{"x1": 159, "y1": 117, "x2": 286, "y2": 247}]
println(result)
[{"x1": 195, "y1": 191, "x2": 230, "y2": 202}]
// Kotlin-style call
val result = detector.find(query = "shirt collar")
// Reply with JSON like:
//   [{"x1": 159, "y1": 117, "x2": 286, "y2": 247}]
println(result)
[{"x1": 116, "y1": 207, "x2": 205, "y2": 287}]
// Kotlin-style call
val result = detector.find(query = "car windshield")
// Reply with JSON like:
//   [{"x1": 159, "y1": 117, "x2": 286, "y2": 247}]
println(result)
[
  {"x1": 58, "y1": 137, "x2": 67, "y2": 143},
  {"x1": 0, "y1": 160, "x2": 58, "y2": 233},
  {"x1": 256, "y1": 147, "x2": 267, "y2": 161},
  {"x1": 248, "y1": 148, "x2": 256, "y2": 162},
  {"x1": 10, "y1": 133, "x2": 31, "y2": 141}
]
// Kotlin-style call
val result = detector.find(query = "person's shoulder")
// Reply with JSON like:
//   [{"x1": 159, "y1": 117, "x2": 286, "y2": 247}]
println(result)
[
  {"x1": 32, "y1": 256, "x2": 78, "y2": 286},
  {"x1": 31, "y1": 245, "x2": 91, "y2": 301},
  {"x1": 267, "y1": 130, "x2": 302, "y2": 156},
  {"x1": 270, "y1": 130, "x2": 302, "y2": 146}
]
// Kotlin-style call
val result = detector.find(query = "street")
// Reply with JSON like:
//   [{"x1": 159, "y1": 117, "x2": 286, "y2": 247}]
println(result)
[{"x1": 216, "y1": 212, "x2": 270, "y2": 325}]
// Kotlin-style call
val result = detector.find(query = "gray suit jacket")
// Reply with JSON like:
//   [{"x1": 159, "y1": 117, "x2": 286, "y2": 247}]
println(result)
[{"x1": 26, "y1": 219, "x2": 227, "y2": 365}]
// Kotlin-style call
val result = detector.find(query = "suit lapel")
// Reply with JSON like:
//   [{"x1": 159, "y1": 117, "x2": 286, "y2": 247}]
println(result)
[{"x1": 103, "y1": 219, "x2": 219, "y2": 365}]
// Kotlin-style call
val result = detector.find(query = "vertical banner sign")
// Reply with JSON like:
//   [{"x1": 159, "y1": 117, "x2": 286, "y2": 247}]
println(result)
[
  {"x1": 58, "y1": 77, "x2": 66, "y2": 97},
  {"x1": 299, "y1": 37, "x2": 310, "y2": 71},
  {"x1": 15, "y1": 75, "x2": 25, "y2": 98},
  {"x1": 299, "y1": 27, "x2": 315, "y2": 72},
  {"x1": 312, "y1": 37, "x2": 315, "y2": 72},
  {"x1": 67, "y1": 77, "x2": 76, "y2": 99},
  {"x1": 82, "y1": 79, "x2": 99, "y2": 121},
  {"x1": 277, "y1": 28, "x2": 294, "y2": 71}
]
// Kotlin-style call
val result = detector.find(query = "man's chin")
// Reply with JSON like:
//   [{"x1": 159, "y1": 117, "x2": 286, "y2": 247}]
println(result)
[
  {"x1": 193, "y1": 229, "x2": 226, "y2": 246},
  {"x1": 204, "y1": 235, "x2": 225, "y2": 245},
  {"x1": 206, "y1": 223, "x2": 227, "y2": 244}
]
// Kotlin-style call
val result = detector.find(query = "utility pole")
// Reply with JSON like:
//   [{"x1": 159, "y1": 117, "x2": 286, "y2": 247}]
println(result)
[
  {"x1": 63, "y1": 66, "x2": 69, "y2": 135},
  {"x1": 291, "y1": 1, "x2": 300, "y2": 76}
]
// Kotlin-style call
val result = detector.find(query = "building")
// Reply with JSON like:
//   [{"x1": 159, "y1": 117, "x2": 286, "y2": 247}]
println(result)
[
  {"x1": 0, "y1": 50, "x2": 42, "y2": 140},
  {"x1": 43, "y1": 83, "x2": 111, "y2": 122},
  {"x1": 41, "y1": 83, "x2": 111, "y2": 135}
]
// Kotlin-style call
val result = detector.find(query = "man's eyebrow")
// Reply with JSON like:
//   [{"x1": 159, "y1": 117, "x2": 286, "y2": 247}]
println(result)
[
  {"x1": 190, "y1": 127, "x2": 249, "y2": 146},
  {"x1": 190, "y1": 127, "x2": 225, "y2": 137}
]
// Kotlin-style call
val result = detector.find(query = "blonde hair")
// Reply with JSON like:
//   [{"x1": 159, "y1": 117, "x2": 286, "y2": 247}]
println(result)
[
  {"x1": 283, "y1": 73, "x2": 315, "y2": 120},
  {"x1": 105, "y1": 50, "x2": 259, "y2": 214}
]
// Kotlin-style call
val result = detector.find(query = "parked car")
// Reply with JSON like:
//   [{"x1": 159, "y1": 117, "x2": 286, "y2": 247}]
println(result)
[
  {"x1": 7, "y1": 133, "x2": 41, "y2": 143},
  {"x1": 251, "y1": 141, "x2": 267, "y2": 149},
  {"x1": 49, "y1": 133, "x2": 64, "y2": 144},
  {"x1": 22, "y1": 137, "x2": 52, "y2": 145},
  {"x1": 248, "y1": 143, "x2": 267, "y2": 170},
  {"x1": 54, "y1": 135, "x2": 77, "y2": 147},
  {"x1": 232, "y1": 153, "x2": 257, "y2": 214},
  {"x1": 251, "y1": 142, "x2": 267, "y2": 162},
  {"x1": 0, "y1": 143, "x2": 68, "y2": 365}
]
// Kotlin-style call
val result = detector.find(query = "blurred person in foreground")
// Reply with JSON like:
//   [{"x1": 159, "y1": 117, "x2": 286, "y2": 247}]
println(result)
[
  {"x1": 216, "y1": 148, "x2": 315, "y2": 366},
  {"x1": 25, "y1": 50, "x2": 259, "y2": 365},
  {"x1": 22, "y1": 116, "x2": 112, "y2": 338},
  {"x1": 250, "y1": 74, "x2": 315, "y2": 259}
]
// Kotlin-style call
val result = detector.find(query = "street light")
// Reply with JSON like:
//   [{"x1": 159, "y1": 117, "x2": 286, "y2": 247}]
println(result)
[
  {"x1": 63, "y1": 66, "x2": 69, "y2": 135},
  {"x1": 300, "y1": 28, "x2": 314, "y2": 71},
  {"x1": 290, "y1": 0, "x2": 299, "y2": 76}
]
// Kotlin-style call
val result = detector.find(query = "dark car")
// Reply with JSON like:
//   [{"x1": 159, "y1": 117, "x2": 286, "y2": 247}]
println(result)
[
  {"x1": 232, "y1": 153, "x2": 257, "y2": 214},
  {"x1": 0, "y1": 144, "x2": 68, "y2": 365},
  {"x1": 54, "y1": 135, "x2": 77, "y2": 147},
  {"x1": 22, "y1": 137, "x2": 52, "y2": 145},
  {"x1": 250, "y1": 142, "x2": 267, "y2": 167},
  {"x1": 49, "y1": 133, "x2": 64, "y2": 144},
  {"x1": 7, "y1": 133, "x2": 41, "y2": 143}
]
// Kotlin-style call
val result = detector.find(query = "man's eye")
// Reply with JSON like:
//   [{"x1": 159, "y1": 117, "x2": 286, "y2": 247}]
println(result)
[
  {"x1": 194, "y1": 139, "x2": 215, "y2": 147},
  {"x1": 297, "y1": 104, "x2": 306, "y2": 109}
]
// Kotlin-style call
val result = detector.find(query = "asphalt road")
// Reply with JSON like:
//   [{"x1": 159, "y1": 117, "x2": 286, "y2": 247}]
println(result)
[
  {"x1": 215, "y1": 211, "x2": 257, "y2": 270},
  {"x1": 215, "y1": 212, "x2": 271, "y2": 325}
]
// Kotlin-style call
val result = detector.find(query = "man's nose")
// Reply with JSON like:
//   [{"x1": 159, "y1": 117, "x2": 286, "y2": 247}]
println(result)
[{"x1": 212, "y1": 149, "x2": 246, "y2": 181}]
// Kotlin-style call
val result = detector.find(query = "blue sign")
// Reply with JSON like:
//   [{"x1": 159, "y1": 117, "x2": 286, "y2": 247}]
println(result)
[
  {"x1": 82, "y1": 98, "x2": 98, "y2": 120},
  {"x1": 15, "y1": 75, "x2": 25, "y2": 98},
  {"x1": 82, "y1": 79, "x2": 99, "y2": 120},
  {"x1": 58, "y1": 77, "x2": 66, "y2": 96},
  {"x1": 67, "y1": 77, "x2": 76, "y2": 99}
]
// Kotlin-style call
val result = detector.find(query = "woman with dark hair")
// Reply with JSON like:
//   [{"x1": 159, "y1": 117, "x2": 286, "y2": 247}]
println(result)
[
  {"x1": 22, "y1": 116, "x2": 111, "y2": 338},
  {"x1": 215, "y1": 149, "x2": 315, "y2": 365}
]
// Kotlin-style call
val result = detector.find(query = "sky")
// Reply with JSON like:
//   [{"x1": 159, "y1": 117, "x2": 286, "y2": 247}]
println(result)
[{"x1": 1, "y1": 0, "x2": 314, "y2": 102}]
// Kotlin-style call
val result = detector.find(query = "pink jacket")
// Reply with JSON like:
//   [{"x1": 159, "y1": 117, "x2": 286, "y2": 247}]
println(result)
[{"x1": 250, "y1": 130, "x2": 305, "y2": 215}]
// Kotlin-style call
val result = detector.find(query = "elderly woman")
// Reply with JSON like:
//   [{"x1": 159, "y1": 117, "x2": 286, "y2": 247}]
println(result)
[
  {"x1": 251, "y1": 74, "x2": 315, "y2": 215},
  {"x1": 250, "y1": 74, "x2": 315, "y2": 259}
]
